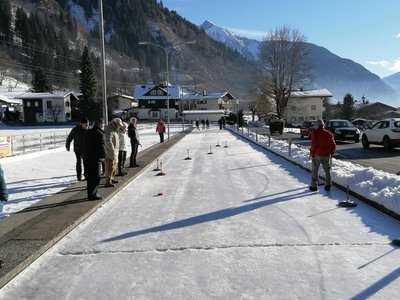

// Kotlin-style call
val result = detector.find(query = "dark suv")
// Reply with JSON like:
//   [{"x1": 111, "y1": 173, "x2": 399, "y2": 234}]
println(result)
[
  {"x1": 325, "y1": 119, "x2": 360, "y2": 143},
  {"x1": 300, "y1": 120, "x2": 316, "y2": 139}
]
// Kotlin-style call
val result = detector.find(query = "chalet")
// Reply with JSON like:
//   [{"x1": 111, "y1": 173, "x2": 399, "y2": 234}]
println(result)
[
  {"x1": 286, "y1": 89, "x2": 332, "y2": 124},
  {"x1": 133, "y1": 83, "x2": 181, "y2": 120},
  {"x1": 181, "y1": 91, "x2": 236, "y2": 122},
  {"x1": 15, "y1": 92, "x2": 79, "y2": 123},
  {"x1": 107, "y1": 93, "x2": 138, "y2": 120},
  {"x1": 0, "y1": 95, "x2": 22, "y2": 122},
  {"x1": 355, "y1": 101, "x2": 397, "y2": 120}
]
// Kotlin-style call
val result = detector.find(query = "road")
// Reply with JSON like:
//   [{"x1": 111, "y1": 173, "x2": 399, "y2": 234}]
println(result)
[{"x1": 247, "y1": 126, "x2": 400, "y2": 175}]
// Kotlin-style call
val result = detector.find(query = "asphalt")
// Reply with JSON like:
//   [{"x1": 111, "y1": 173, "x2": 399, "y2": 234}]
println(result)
[{"x1": 0, "y1": 130, "x2": 190, "y2": 288}]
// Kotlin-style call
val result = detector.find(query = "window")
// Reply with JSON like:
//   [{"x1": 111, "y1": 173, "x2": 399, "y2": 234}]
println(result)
[
  {"x1": 35, "y1": 101, "x2": 39, "y2": 107},
  {"x1": 27, "y1": 102, "x2": 31, "y2": 107},
  {"x1": 65, "y1": 101, "x2": 70, "y2": 107},
  {"x1": 150, "y1": 90, "x2": 157, "y2": 96},
  {"x1": 151, "y1": 111, "x2": 158, "y2": 118},
  {"x1": 157, "y1": 90, "x2": 163, "y2": 96}
]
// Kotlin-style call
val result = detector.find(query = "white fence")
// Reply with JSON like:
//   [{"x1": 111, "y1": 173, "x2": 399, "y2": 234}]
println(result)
[{"x1": 6, "y1": 123, "x2": 187, "y2": 157}]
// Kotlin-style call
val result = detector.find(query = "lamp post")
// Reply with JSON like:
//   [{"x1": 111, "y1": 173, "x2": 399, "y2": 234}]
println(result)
[
  {"x1": 138, "y1": 41, "x2": 196, "y2": 141},
  {"x1": 98, "y1": 0, "x2": 108, "y2": 123},
  {"x1": 138, "y1": 41, "x2": 170, "y2": 140}
]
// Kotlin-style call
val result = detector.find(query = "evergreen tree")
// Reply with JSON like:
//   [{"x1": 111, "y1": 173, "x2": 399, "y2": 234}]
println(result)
[
  {"x1": 341, "y1": 93, "x2": 356, "y2": 120},
  {"x1": 79, "y1": 46, "x2": 98, "y2": 119},
  {"x1": 32, "y1": 68, "x2": 52, "y2": 92},
  {"x1": 0, "y1": 0, "x2": 12, "y2": 43}
]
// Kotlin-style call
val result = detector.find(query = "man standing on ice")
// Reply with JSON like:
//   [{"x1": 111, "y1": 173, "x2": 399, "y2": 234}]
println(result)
[{"x1": 309, "y1": 119, "x2": 336, "y2": 192}]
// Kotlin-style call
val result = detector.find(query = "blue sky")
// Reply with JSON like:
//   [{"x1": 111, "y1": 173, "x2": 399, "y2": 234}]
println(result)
[{"x1": 161, "y1": 0, "x2": 400, "y2": 78}]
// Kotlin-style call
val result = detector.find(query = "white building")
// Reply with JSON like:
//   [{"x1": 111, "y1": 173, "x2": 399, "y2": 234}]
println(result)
[
  {"x1": 16, "y1": 92, "x2": 79, "y2": 123},
  {"x1": 286, "y1": 89, "x2": 332, "y2": 125}
]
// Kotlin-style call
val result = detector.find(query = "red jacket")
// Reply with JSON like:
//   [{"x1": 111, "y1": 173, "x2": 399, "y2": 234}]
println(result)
[
  {"x1": 310, "y1": 126, "x2": 336, "y2": 157},
  {"x1": 156, "y1": 121, "x2": 166, "y2": 133}
]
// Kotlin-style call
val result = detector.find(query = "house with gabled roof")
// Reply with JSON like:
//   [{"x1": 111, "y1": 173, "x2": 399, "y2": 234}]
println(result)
[
  {"x1": 15, "y1": 92, "x2": 79, "y2": 124},
  {"x1": 133, "y1": 83, "x2": 181, "y2": 120},
  {"x1": 286, "y1": 88, "x2": 332, "y2": 125},
  {"x1": 181, "y1": 91, "x2": 236, "y2": 122}
]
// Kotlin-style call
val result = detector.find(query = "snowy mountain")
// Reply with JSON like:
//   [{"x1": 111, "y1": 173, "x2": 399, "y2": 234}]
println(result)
[
  {"x1": 201, "y1": 21, "x2": 399, "y2": 106},
  {"x1": 200, "y1": 21, "x2": 259, "y2": 61},
  {"x1": 383, "y1": 72, "x2": 400, "y2": 100}
]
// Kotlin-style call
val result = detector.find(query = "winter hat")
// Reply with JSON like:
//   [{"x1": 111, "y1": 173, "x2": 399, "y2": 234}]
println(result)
[
  {"x1": 80, "y1": 117, "x2": 89, "y2": 124},
  {"x1": 315, "y1": 119, "x2": 325, "y2": 127},
  {"x1": 113, "y1": 118, "x2": 123, "y2": 127}
]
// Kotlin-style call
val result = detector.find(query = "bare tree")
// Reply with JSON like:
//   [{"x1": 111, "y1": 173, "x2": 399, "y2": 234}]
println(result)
[{"x1": 258, "y1": 26, "x2": 313, "y2": 119}]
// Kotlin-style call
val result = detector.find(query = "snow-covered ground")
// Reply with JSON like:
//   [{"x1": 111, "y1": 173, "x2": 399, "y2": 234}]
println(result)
[
  {"x1": 0, "y1": 123, "x2": 183, "y2": 219},
  {"x1": 0, "y1": 123, "x2": 399, "y2": 219},
  {"x1": 0, "y1": 127, "x2": 399, "y2": 299}
]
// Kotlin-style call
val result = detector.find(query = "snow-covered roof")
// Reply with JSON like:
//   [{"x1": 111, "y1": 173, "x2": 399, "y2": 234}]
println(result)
[
  {"x1": 0, "y1": 94, "x2": 22, "y2": 105},
  {"x1": 15, "y1": 91, "x2": 77, "y2": 100},
  {"x1": 133, "y1": 84, "x2": 181, "y2": 99},
  {"x1": 290, "y1": 89, "x2": 332, "y2": 98},
  {"x1": 182, "y1": 92, "x2": 235, "y2": 101},
  {"x1": 182, "y1": 110, "x2": 224, "y2": 114}
]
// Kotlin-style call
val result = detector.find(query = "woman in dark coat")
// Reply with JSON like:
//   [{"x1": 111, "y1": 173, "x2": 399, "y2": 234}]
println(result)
[{"x1": 83, "y1": 118, "x2": 106, "y2": 200}]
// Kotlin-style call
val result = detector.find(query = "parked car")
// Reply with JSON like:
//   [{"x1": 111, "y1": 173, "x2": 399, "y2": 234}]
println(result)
[
  {"x1": 300, "y1": 120, "x2": 316, "y2": 139},
  {"x1": 361, "y1": 118, "x2": 400, "y2": 150},
  {"x1": 325, "y1": 119, "x2": 360, "y2": 143}
]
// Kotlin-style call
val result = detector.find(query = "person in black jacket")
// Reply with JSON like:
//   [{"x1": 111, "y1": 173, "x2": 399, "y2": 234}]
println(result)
[
  {"x1": 66, "y1": 117, "x2": 89, "y2": 181},
  {"x1": 83, "y1": 118, "x2": 106, "y2": 200},
  {"x1": 128, "y1": 117, "x2": 141, "y2": 167}
]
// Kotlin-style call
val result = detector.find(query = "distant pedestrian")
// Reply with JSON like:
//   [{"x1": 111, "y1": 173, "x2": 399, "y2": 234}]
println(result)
[
  {"x1": 206, "y1": 119, "x2": 210, "y2": 129},
  {"x1": 156, "y1": 119, "x2": 166, "y2": 143},
  {"x1": 66, "y1": 117, "x2": 89, "y2": 181},
  {"x1": 117, "y1": 122, "x2": 129, "y2": 176},
  {"x1": 104, "y1": 118, "x2": 123, "y2": 187},
  {"x1": 218, "y1": 118, "x2": 223, "y2": 130},
  {"x1": 83, "y1": 118, "x2": 105, "y2": 200},
  {"x1": 309, "y1": 119, "x2": 336, "y2": 191},
  {"x1": 195, "y1": 119, "x2": 199, "y2": 130},
  {"x1": 0, "y1": 164, "x2": 8, "y2": 212},
  {"x1": 128, "y1": 117, "x2": 141, "y2": 167},
  {"x1": 201, "y1": 119, "x2": 205, "y2": 129},
  {"x1": 222, "y1": 118, "x2": 226, "y2": 129}
]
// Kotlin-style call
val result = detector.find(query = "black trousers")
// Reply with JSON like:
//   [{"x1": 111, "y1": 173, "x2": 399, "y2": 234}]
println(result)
[
  {"x1": 74, "y1": 151, "x2": 83, "y2": 179},
  {"x1": 158, "y1": 133, "x2": 164, "y2": 143},
  {"x1": 130, "y1": 141, "x2": 139, "y2": 166},
  {"x1": 84, "y1": 159, "x2": 101, "y2": 199},
  {"x1": 118, "y1": 150, "x2": 127, "y2": 173}
]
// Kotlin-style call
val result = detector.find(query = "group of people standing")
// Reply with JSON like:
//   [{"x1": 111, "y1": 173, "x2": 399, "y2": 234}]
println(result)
[{"x1": 66, "y1": 116, "x2": 143, "y2": 200}]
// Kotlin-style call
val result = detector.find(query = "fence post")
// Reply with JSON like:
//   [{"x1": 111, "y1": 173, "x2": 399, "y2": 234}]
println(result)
[
  {"x1": 256, "y1": 131, "x2": 258, "y2": 142},
  {"x1": 22, "y1": 135, "x2": 25, "y2": 154},
  {"x1": 40, "y1": 133, "x2": 42, "y2": 151},
  {"x1": 268, "y1": 134, "x2": 271, "y2": 147},
  {"x1": 288, "y1": 138, "x2": 292, "y2": 156}
]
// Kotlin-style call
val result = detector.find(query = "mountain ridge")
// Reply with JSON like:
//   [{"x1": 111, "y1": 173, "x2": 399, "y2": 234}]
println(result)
[{"x1": 200, "y1": 21, "x2": 399, "y2": 106}]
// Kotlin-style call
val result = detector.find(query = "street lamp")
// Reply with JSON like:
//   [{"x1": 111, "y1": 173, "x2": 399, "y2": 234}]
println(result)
[
  {"x1": 98, "y1": 0, "x2": 108, "y2": 123},
  {"x1": 138, "y1": 41, "x2": 196, "y2": 141}
]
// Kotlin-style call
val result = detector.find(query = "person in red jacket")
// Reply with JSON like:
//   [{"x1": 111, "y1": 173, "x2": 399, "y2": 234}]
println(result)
[
  {"x1": 156, "y1": 119, "x2": 166, "y2": 143},
  {"x1": 309, "y1": 119, "x2": 336, "y2": 191}
]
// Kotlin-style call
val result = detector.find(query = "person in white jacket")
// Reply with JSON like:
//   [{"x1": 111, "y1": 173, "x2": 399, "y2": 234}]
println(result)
[
  {"x1": 117, "y1": 122, "x2": 129, "y2": 176},
  {"x1": 104, "y1": 118, "x2": 122, "y2": 187}
]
